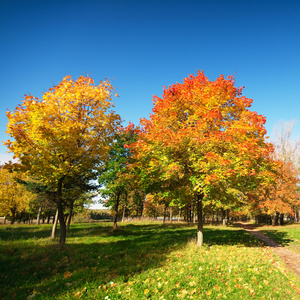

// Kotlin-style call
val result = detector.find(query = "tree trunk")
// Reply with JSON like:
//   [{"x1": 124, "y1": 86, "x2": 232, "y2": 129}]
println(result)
[
  {"x1": 226, "y1": 209, "x2": 230, "y2": 224},
  {"x1": 272, "y1": 212, "x2": 280, "y2": 226},
  {"x1": 140, "y1": 198, "x2": 144, "y2": 218},
  {"x1": 57, "y1": 178, "x2": 67, "y2": 245},
  {"x1": 170, "y1": 206, "x2": 173, "y2": 223},
  {"x1": 275, "y1": 212, "x2": 280, "y2": 226},
  {"x1": 163, "y1": 205, "x2": 166, "y2": 224},
  {"x1": 51, "y1": 209, "x2": 59, "y2": 239},
  {"x1": 196, "y1": 193, "x2": 204, "y2": 247},
  {"x1": 37, "y1": 205, "x2": 42, "y2": 225},
  {"x1": 178, "y1": 208, "x2": 181, "y2": 223},
  {"x1": 221, "y1": 209, "x2": 226, "y2": 225},
  {"x1": 113, "y1": 192, "x2": 120, "y2": 230},
  {"x1": 66, "y1": 202, "x2": 73, "y2": 233},
  {"x1": 186, "y1": 206, "x2": 189, "y2": 224},
  {"x1": 279, "y1": 213, "x2": 284, "y2": 225},
  {"x1": 122, "y1": 205, "x2": 126, "y2": 222},
  {"x1": 271, "y1": 215, "x2": 275, "y2": 226},
  {"x1": 10, "y1": 208, "x2": 16, "y2": 225}
]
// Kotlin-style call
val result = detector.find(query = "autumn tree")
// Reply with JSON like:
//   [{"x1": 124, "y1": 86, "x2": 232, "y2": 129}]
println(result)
[
  {"x1": 4, "y1": 75, "x2": 121, "y2": 244},
  {"x1": 249, "y1": 160, "x2": 299, "y2": 225},
  {"x1": 131, "y1": 71, "x2": 274, "y2": 247},
  {"x1": 271, "y1": 120, "x2": 300, "y2": 222},
  {"x1": 0, "y1": 167, "x2": 34, "y2": 224}
]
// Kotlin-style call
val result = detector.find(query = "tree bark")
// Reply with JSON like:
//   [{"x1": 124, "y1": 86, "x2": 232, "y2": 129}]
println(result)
[
  {"x1": 196, "y1": 193, "x2": 204, "y2": 247},
  {"x1": 122, "y1": 205, "x2": 126, "y2": 222},
  {"x1": 279, "y1": 213, "x2": 284, "y2": 225},
  {"x1": 57, "y1": 178, "x2": 67, "y2": 245},
  {"x1": 113, "y1": 192, "x2": 120, "y2": 230},
  {"x1": 139, "y1": 197, "x2": 144, "y2": 218},
  {"x1": 10, "y1": 208, "x2": 16, "y2": 225},
  {"x1": 66, "y1": 202, "x2": 73, "y2": 233},
  {"x1": 170, "y1": 206, "x2": 173, "y2": 223},
  {"x1": 37, "y1": 205, "x2": 42, "y2": 225},
  {"x1": 186, "y1": 205, "x2": 190, "y2": 225},
  {"x1": 272, "y1": 212, "x2": 280, "y2": 226},
  {"x1": 178, "y1": 207, "x2": 181, "y2": 223},
  {"x1": 275, "y1": 212, "x2": 280, "y2": 226},
  {"x1": 189, "y1": 204, "x2": 192, "y2": 224},
  {"x1": 271, "y1": 215, "x2": 275, "y2": 226},
  {"x1": 193, "y1": 209, "x2": 196, "y2": 223},
  {"x1": 51, "y1": 209, "x2": 59, "y2": 239}
]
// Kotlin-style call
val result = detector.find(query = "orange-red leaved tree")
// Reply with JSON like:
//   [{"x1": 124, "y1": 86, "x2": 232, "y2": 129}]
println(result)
[{"x1": 131, "y1": 71, "x2": 274, "y2": 246}]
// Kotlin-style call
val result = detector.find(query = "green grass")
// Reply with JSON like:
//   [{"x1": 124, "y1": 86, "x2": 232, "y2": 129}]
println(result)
[
  {"x1": 0, "y1": 222, "x2": 299, "y2": 299},
  {"x1": 258, "y1": 223, "x2": 300, "y2": 253}
]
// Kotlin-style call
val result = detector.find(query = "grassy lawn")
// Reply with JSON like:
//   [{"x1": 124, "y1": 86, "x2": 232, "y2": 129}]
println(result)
[
  {"x1": 258, "y1": 223, "x2": 300, "y2": 253},
  {"x1": 0, "y1": 222, "x2": 299, "y2": 299}
]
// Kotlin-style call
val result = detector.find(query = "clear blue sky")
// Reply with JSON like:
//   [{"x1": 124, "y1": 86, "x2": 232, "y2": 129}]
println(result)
[{"x1": 1, "y1": 0, "x2": 300, "y2": 163}]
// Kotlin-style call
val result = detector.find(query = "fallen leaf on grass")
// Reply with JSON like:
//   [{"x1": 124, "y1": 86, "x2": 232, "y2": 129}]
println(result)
[
  {"x1": 189, "y1": 281, "x2": 196, "y2": 287},
  {"x1": 144, "y1": 289, "x2": 149, "y2": 295},
  {"x1": 64, "y1": 271, "x2": 72, "y2": 278}
]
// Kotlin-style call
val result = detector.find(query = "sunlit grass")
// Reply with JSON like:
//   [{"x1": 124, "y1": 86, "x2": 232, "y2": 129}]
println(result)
[
  {"x1": 258, "y1": 223, "x2": 300, "y2": 253},
  {"x1": 0, "y1": 222, "x2": 299, "y2": 299}
]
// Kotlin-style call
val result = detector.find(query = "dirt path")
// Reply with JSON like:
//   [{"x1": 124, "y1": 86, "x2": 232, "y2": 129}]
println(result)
[{"x1": 238, "y1": 223, "x2": 300, "y2": 279}]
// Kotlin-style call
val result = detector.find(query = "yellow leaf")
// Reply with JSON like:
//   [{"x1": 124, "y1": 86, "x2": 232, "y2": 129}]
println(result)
[{"x1": 144, "y1": 289, "x2": 149, "y2": 295}]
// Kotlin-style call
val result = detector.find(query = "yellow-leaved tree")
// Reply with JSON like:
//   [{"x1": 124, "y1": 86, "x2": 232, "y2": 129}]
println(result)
[
  {"x1": 4, "y1": 75, "x2": 121, "y2": 244},
  {"x1": 0, "y1": 167, "x2": 34, "y2": 224}
]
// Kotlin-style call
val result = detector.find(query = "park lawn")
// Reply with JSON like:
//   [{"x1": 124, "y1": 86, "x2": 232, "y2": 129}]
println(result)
[
  {"x1": 258, "y1": 223, "x2": 300, "y2": 254},
  {"x1": 0, "y1": 222, "x2": 299, "y2": 300}
]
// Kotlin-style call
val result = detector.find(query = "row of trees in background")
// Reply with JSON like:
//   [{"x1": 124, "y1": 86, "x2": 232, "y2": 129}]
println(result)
[{"x1": 1, "y1": 72, "x2": 299, "y2": 246}]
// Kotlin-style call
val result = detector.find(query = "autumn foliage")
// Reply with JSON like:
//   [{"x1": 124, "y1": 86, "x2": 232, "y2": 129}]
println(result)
[
  {"x1": 2, "y1": 71, "x2": 299, "y2": 246},
  {"x1": 131, "y1": 71, "x2": 276, "y2": 246},
  {"x1": 4, "y1": 75, "x2": 121, "y2": 244},
  {"x1": 249, "y1": 160, "x2": 299, "y2": 224},
  {"x1": 0, "y1": 167, "x2": 35, "y2": 224}
]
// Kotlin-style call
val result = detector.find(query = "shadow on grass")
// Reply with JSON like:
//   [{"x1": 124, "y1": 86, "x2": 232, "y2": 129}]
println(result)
[
  {"x1": 235, "y1": 222, "x2": 295, "y2": 247},
  {"x1": 259, "y1": 229, "x2": 294, "y2": 246},
  {"x1": 0, "y1": 222, "x2": 264, "y2": 299},
  {"x1": 0, "y1": 224, "x2": 54, "y2": 241}
]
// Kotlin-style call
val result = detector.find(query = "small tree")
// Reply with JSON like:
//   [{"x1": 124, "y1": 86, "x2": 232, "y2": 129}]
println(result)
[{"x1": 98, "y1": 123, "x2": 140, "y2": 229}]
